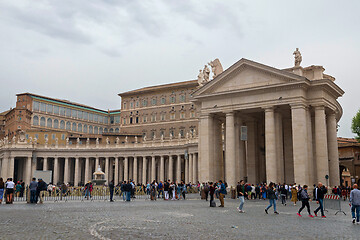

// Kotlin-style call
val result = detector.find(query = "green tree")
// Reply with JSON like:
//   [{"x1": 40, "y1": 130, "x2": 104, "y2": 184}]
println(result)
[{"x1": 351, "y1": 109, "x2": 360, "y2": 141}]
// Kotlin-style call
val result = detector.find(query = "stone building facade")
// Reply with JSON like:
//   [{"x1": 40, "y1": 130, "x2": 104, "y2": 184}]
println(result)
[{"x1": 0, "y1": 52, "x2": 344, "y2": 188}]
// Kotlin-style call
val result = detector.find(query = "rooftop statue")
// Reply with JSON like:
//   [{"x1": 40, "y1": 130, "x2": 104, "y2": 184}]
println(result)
[
  {"x1": 209, "y1": 58, "x2": 223, "y2": 79},
  {"x1": 203, "y1": 65, "x2": 210, "y2": 82},
  {"x1": 293, "y1": 48, "x2": 302, "y2": 67}
]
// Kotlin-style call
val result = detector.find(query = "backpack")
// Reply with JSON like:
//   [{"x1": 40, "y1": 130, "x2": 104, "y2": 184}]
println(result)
[
  {"x1": 297, "y1": 189, "x2": 303, "y2": 201},
  {"x1": 204, "y1": 185, "x2": 209, "y2": 192}
]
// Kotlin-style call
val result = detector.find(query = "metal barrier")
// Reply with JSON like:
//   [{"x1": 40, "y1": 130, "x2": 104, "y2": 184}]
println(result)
[{"x1": 324, "y1": 194, "x2": 346, "y2": 215}]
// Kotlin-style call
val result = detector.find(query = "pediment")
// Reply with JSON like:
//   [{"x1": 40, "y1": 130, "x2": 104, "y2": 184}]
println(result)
[{"x1": 193, "y1": 58, "x2": 305, "y2": 96}]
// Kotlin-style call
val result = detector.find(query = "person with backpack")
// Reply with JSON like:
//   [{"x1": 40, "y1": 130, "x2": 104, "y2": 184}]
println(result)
[
  {"x1": 265, "y1": 182, "x2": 279, "y2": 214},
  {"x1": 314, "y1": 182, "x2": 327, "y2": 218},
  {"x1": 297, "y1": 185, "x2": 314, "y2": 217},
  {"x1": 204, "y1": 182, "x2": 210, "y2": 201}
]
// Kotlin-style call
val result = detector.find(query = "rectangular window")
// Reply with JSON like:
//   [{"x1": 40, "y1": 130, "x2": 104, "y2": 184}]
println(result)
[
  {"x1": 180, "y1": 95, "x2": 185, "y2": 102},
  {"x1": 170, "y1": 96, "x2": 175, "y2": 103},
  {"x1": 170, "y1": 113, "x2": 175, "y2": 120},
  {"x1": 78, "y1": 111, "x2": 83, "y2": 119},
  {"x1": 191, "y1": 111, "x2": 195, "y2": 118},
  {"x1": 33, "y1": 101, "x2": 39, "y2": 111},
  {"x1": 180, "y1": 112, "x2": 185, "y2": 119},
  {"x1": 161, "y1": 97, "x2": 166, "y2": 104},
  {"x1": 110, "y1": 116, "x2": 114, "y2": 124},
  {"x1": 35, "y1": 134, "x2": 39, "y2": 139},
  {"x1": 143, "y1": 116, "x2": 147, "y2": 123},
  {"x1": 40, "y1": 102, "x2": 46, "y2": 112},
  {"x1": 123, "y1": 118, "x2": 126, "y2": 124},
  {"x1": 46, "y1": 104, "x2": 53, "y2": 114},
  {"x1": 123, "y1": 102, "x2": 126, "y2": 109},
  {"x1": 115, "y1": 116, "x2": 120, "y2": 123},
  {"x1": 44, "y1": 134, "x2": 48, "y2": 139},
  {"x1": 83, "y1": 112, "x2": 88, "y2": 120},
  {"x1": 136, "y1": 101, "x2": 139, "y2": 107},
  {"x1": 53, "y1": 105, "x2": 59, "y2": 115},
  {"x1": 94, "y1": 114, "x2": 98, "y2": 122},
  {"x1": 66, "y1": 108, "x2": 71, "y2": 117},
  {"x1": 25, "y1": 134, "x2": 29, "y2": 139},
  {"x1": 61, "y1": 134, "x2": 65, "y2": 140},
  {"x1": 52, "y1": 134, "x2": 56, "y2": 140},
  {"x1": 143, "y1": 100, "x2": 147, "y2": 107},
  {"x1": 152, "y1": 98, "x2": 157, "y2": 105},
  {"x1": 104, "y1": 116, "x2": 108, "y2": 124},
  {"x1": 130, "y1": 102, "x2": 134, "y2": 109},
  {"x1": 89, "y1": 113, "x2": 94, "y2": 121},
  {"x1": 60, "y1": 107, "x2": 65, "y2": 116},
  {"x1": 71, "y1": 109, "x2": 77, "y2": 118},
  {"x1": 161, "y1": 114, "x2": 165, "y2": 121}
]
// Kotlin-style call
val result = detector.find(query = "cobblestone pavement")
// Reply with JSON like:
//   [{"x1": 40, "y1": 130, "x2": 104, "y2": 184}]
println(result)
[{"x1": 0, "y1": 195, "x2": 359, "y2": 240}]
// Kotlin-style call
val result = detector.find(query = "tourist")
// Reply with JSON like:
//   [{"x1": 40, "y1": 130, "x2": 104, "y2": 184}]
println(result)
[
  {"x1": 20, "y1": 180, "x2": 25, "y2": 198},
  {"x1": 15, "y1": 181, "x2": 22, "y2": 198},
  {"x1": 350, "y1": 184, "x2": 360, "y2": 224},
  {"x1": 120, "y1": 181, "x2": 126, "y2": 201},
  {"x1": 314, "y1": 182, "x2": 327, "y2": 218},
  {"x1": 218, "y1": 180, "x2": 226, "y2": 207},
  {"x1": 5, "y1": 178, "x2": 15, "y2": 204},
  {"x1": 37, "y1": 178, "x2": 47, "y2": 204},
  {"x1": 158, "y1": 180, "x2": 164, "y2": 199},
  {"x1": 84, "y1": 181, "x2": 92, "y2": 200},
  {"x1": 261, "y1": 184, "x2": 267, "y2": 200},
  {"x1": 237, "y1": 180, "x2": 245, "y2": 213},
  {"x1": 170, "y1": 182, "x2": 176, "y2": 200},
  {"x1": 146, "y1": 182, "x2": 151, "y2": 196},
  {"x1": 125, "y1": 181, "x2": 132, "y2": 201},
  {"x1": 164, "y1": 180, "x2": 170, "y2": 200},
  {"x1": 297, "y1": 185, "x2": 314, "y2": 217},
  {"x1": 280, "y1": 184, "x2": 287, "y2": 206},
  {"x1": 176, "y1": 181, "x2": 182, "y2": 200},
  {"x1": 181, "y1": 181, "x2": 186, "y2": 200},
  {"x1": 109, "y1": 180, "x2": 114, "y2": 202},
  {"x1": 209, "y1": 182, "x2": 216, "y2": 207},
  {"x1": 29, "y1": 178, "x2": 38, "y2": 203},
  {"x1": 265, "y1": 182, "x2": 279, "y2": 214},
  {"x1": 255, "y1": 184, "x2": 261, "y2": 199},
  {"x1": 291, "y1": 185, "x2": 298, "y2": 206},
  {"x1": 0, "y1": 178, "x2": 4, "y2": 204}
]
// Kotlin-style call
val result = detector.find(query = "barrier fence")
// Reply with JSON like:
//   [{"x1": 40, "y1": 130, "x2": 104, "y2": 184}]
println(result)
[
  {"x1": 323, "y1": 194, "x2": 346, "y2": 215},
  {"x1": 2, "y1": 186, "x2": 199, "y2": 203}
]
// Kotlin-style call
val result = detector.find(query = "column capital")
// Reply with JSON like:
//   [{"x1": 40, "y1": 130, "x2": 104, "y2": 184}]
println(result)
[
  {"x1": 313, "y1": 105, "x2": 326, "y2": 111},
  {"x1": 290, "y1": 103, "x2": 308, "y2": 109},
  {"x1": 263, "y1": 106, "x2": 275, "y2": 112},
  {"x1": 225, "y1": 111, "x2": 235, "y2": 116}
]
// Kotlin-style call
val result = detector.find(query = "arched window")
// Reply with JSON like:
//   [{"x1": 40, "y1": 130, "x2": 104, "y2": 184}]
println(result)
[
  {"x1": 110, "y1": 128, "x2": 114, "y2": 133},
  {"x1": 53, "y1": 119, "x2": 59, "y2": 129},
  {"x1": 94, "y1": 126, "x2": 98, "y2": 134},
  {"x1": 66, "y1": 122, "x2": 71, "y2": 130},
  {"x1": 89, "y1": 125, "x2": 93, "y2": 134},
  {"x1": 40, "y1": 117, "x2": 45, "y2": 126},
  {"x1": 78, "y1": 123, "x2": 82, "y2": 132},
  {"x1": 33, "y1": 116, "x2": 39, "y2": 125},
  {"x1": 72, "y1": 122, "x2": 77, "y2": 131},
  {"x1": 115, "y1": 128, "x2": 119, "y2": 133},
  {"x1": 83, "y1": 124, "x2": 88, "y2": 133},
  {"x1": 99, "y1": 127, "x2": 103, "y2": 134},
  {"x1": 104, "y1": 128, "x2": 108, "y2": 133},
  {"x1": 47, "y1": 118, "x2": 52, "y2": 128},
  {"x1": 60, "y1": 120, "x2": 65, "y2": 129}
]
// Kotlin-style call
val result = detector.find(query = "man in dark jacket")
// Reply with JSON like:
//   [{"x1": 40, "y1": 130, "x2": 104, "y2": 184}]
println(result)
[
  {"x1": 37, "y1": 179, "x2": 47, "y2": 204},
  {"x1": 29, "y1": 178, "x2": 38, "y2": 203},
  {"x1": 314, "y1": 182, "x2": 327, "y2": 218},
  {"x1": 297, "y1": 185, "x2": 314, "y2": 217},
  {"x1": 109, "y1": 180, "x2": 115, "y2": 202}
]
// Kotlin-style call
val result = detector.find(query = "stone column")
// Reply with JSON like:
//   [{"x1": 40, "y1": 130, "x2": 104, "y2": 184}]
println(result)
[
  {"x1": 115, "y1": 157, "x2": 119, "y2": 184},
  {"x1": 118, "y1": 158, "x2": 123, "y2": 182},
  {"x1": 199, "y1": 114, "x2": 214, "y2": 183},
  {"x1": 151, "y1": 156, "x2": 156, "y2": 182},
  {"x1": 185, "y1": 155, "x2": 189, "y2": 183},
  {"x1": 105, "y1": 157, "x2": 109, "y2": 184},
  {"x1": 84, "y1": 157, "x2": 90, "y2": 183},
  {"x1": 53, "y1": 157, "x2": 59, "y2": 185},
  {"x1": 275, "y1": 112, "x2": 284, "y2": 183},
  {"x1": 8, "y1": 157, "x2": 14, "y2": 179},
  {"x1": 74, "y1": 157, "x2": 80, "y2": 186},
  {"x1": 1, "y1": 156, "x2": 8, "y2": 180},
  {"x1": 314, "y1": 106, "x2": 329, "y2": 185},
  {"x1": 225, "y1": 112, "x2": 236, "y2": 187},
  {"x1": 177, "y1": 155, "x2": 182, "y2": 182},
  {"x1": 193, "y1": 154, "x2": 198, "y2": 183},
  {"x1": 189, "y1": 153, "x2": 193, "y2": 183},
  {"x1": 160, "y1": 156, "x2": 165, "y2": 182},
  {"x1": 283, "y1": 118, "x2": 294, "y2": 184},
  {"x1": 264, "y1": 107, "x2": 277, "y2": 183},
  {"x1": 124, "y1": 157, "x2": 129, "y2": 181},
  {"x1": 43, "y1": 158, "x2": 48, "y2": 171},
  {"x1": 95, "y1": 157, "x2": 99, "y2": 170},
  {"x1": 25, "y1": 156, "x2": 32, "y2": 185},
  {"x1": 169, "y1": 155, "x2": 174, "y2": 182},
  {"x1": 133, "y1": 157, "x2": 138, "y2": 183},
  {"x1": 64, "y1": 157, "x2": 70, "y2": 184},
  {"x1": 142, "y1": 157, "x2": 147, "y2": 184},
  {"x1": 327, "y1": 112, "x2": 340, "y2": 187},
  {"x1": 238, "y1": 123, "x2": 247, "y2": 181},
  {"x1": 291, "y1": 104, "x2": 309, "y2": 185}
]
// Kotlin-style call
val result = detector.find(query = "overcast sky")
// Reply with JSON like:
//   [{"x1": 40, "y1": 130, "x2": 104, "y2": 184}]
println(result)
[{"x1": 0, "y1": 0, "x2": 359, "y2": 138}]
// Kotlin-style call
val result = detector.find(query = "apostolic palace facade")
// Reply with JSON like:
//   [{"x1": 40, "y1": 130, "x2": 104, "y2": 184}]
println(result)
[{"x1": 0, "y1": 50, "x2": 344, "y2": 188}]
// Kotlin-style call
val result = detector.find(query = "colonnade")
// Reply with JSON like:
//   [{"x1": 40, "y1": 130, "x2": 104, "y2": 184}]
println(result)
[
  {"x1": 0, "y1": 152, "x2": 199, "y2": 186},
  {"x1": 199, "y1": 104, "x2": 340, "y2": 188}
]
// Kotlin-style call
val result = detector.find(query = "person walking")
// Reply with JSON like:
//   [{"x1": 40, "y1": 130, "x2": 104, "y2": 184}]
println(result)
[
  {"x1": 0, "y1": 178, "x2": 4, "y2": 204},
  {"x1": 291, "y1": 185, "x2": 298, "y2": 206},
  {"x1": 5, "y1": 178, "x2": 15, "y2": 204},
  {"x1": 204, "y1": 182, "x2": 210, "y2": 201},
  {"x1": 237, "y1": 180, "x2": 246, "y2": 213},
  {"x1": 109, "y1": 180, "x2": 115, "y2": 202},
  {"x1": 280, "y1": 184, "x2": 287, "y2": 206},
  {"x1": 209, "y1": 182, "x2": 216, "y2": 207},
  {"x1": 218, "y1": 180, "x2": 226, "y2": 207},
  {"x1": 29, "y1": 178, "x2": 38, "y2": 203},
  {"x1": 297, "y1": 185, "x2": 314, "y2": 217},
  {"x1": 37, "y1": 178, "x2": 47, "y2": 204},
  {"x1": 350, "y1": 184, "x2": 360, "y2": 224},
  {"x1": 314, "y1": 182, "x2": 327, "y2": 218},
  {"x1": 265, "y1": 182, "x2": 279, "y2": 214},
  {"x1": 164, "y1": 180, "x2": 170, "y2": 200}
]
